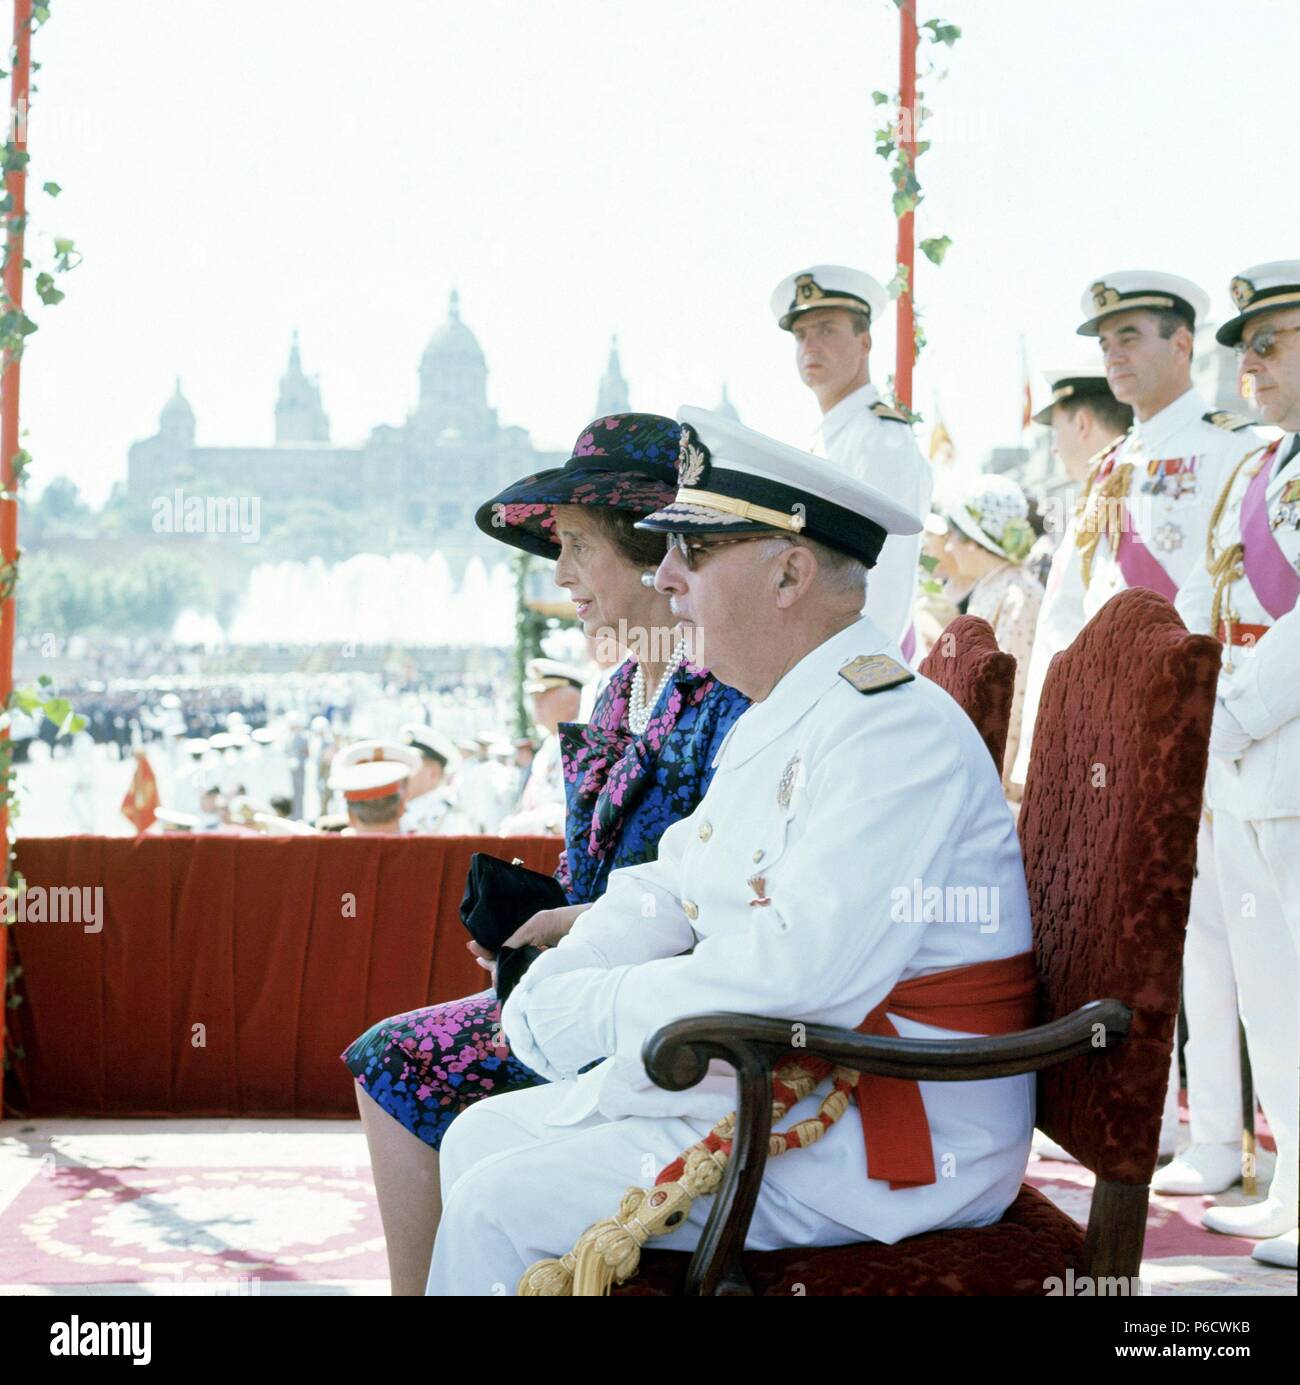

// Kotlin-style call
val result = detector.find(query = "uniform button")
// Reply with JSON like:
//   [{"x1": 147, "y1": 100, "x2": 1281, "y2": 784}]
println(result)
[
  {"x1": 752, "y1": 848, "x2": 765, "y2": 863},
  {"x1": 683, "y1": 900, "x2": 699, "y2": 921},
  {"x1": 698, "y1": 821, "x2": 713, "y2": 841}
]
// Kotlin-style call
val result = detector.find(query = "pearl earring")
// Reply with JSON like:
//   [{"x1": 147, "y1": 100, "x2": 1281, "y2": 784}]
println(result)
[{"x1": 640, "y1": 571, "x2": 656, "y2": 588}]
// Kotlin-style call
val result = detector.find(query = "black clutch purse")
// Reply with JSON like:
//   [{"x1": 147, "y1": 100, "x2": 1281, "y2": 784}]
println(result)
[{"x1": 459, "y1": 853, "x2": 569, "y2": 1005}]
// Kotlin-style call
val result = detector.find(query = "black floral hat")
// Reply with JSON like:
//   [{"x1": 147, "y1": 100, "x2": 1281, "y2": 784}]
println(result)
[{"x1": 474, "y1": 413, "x2": 682, "y2": 559}]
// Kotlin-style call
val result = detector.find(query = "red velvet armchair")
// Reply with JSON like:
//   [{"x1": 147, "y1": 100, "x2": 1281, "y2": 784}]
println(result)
[
  {"x1": 918, "y1": 613, "x2": 1017, "y2": 773},
  {"x1": 617, "y1": 589, "x2": 1220, "y2": 1295}
]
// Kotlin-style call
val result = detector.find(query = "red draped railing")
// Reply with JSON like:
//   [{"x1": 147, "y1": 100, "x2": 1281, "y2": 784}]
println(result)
[{"x1": 4, "y1": 834, "x2": 562, "y2": 1118}]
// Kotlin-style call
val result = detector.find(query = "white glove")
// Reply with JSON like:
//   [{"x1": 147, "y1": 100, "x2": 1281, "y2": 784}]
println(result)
[{"x1": 1209, "y1": 698, "x2": 1253, "y2": 760}]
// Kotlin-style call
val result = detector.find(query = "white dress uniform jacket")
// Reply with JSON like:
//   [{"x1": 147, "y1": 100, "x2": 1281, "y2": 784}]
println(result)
[
  {"x1": 811, "y1": 385, "x2": 934, "y2": 648},
  {"x1": 502, "y1": 616, "x2": 1034, "y2": 1246},
  {"x1": 1177, "y1": 433, "x2": 1300, "y2": 819},
  {"x1": 497, "y1": 732, "x2": 565, "y2": 835},
  {"x1": 401, "y1": 789, "x2": 472, "y2": 835},
  {"x1": 1012, "y1": 387, "x2": 1257, "y2": 785}
]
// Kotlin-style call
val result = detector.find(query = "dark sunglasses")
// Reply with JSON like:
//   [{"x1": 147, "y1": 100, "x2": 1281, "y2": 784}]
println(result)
[{"x1": 665, "y1": 531, "x2": 785, "y2": 571}]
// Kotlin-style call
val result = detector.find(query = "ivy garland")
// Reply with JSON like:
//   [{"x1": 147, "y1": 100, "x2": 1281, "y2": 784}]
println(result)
[
  {"x1": 875, "y1": 3, "x2": 961, "y2": 420},
  {"x1": 2, "y1": 1, "x2": 84, "y2": 1071}
]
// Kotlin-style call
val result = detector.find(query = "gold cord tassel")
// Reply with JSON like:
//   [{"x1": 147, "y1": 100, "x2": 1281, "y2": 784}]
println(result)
[
  {"x1": 1075, "y1": 460, "x2": 1133, "y2": 590},
  {"x1": 1204, "y1": 446, "x2": 1265, "y2": 668},
  {"x1": 517, "y1": 1060, "x2": 858, "y2": 1296}
]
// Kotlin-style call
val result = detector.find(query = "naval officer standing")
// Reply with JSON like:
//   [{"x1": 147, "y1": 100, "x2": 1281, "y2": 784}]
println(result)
[
  {"x1": 1010, "y1": 275, "x2": 1260, "y2": 1193},
  {"x1": 1175, "y1": 262, "x2": 1300, "y2": 1268},
  {"x1": 770, "y1": 264, "x2": 934, "y2": 655},
  {"x1": 425, "y1": 407, "x2": 1036, "y2": 1295}
]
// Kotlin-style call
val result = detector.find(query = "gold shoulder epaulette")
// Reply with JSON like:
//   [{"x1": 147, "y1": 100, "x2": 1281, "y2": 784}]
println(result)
[
  {"x1": 869, "y1": 401, "x2": 910, "y2": 424},
  {"x1": 1203, "y1": 410, "x2": 1254, "y2": 433},
  {"x1": 839, "y1": 654, "x2": 915, "y2": 695}
]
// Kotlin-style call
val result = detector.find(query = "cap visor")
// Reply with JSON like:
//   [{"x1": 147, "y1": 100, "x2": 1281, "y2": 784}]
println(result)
[{"x1": 635, "y1": 501, "x2": 779, "y2": 536}]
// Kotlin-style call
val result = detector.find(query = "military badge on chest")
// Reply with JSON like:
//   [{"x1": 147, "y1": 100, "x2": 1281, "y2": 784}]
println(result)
[
  {"x1": 1273, "y1": 478, "x2": 1300, "y2": 532},
  {"x1": 1141, "y1": 456, "x2": 1200, "y2": 499},
  {"x1": 1152, "y1": 522, "x2": 1184, "y2": 553}
]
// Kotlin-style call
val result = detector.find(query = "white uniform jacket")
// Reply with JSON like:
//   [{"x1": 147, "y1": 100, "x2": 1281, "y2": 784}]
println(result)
[
  {"x1": 1012, "y1": 388, "x2": 1258, "y2": 786},
  {"x1": 1177, "y1": 433, "x2": 1300, "y2": 819},
  {"x1": 401, "y1": 789, "x2": 472, "y2": 835},
  {"x1": 502, "y1": 616, "x2": 1034, "y2": 1245},
  {"x1": 811, "y1": 385, "x2": 934, "y2": 647}
]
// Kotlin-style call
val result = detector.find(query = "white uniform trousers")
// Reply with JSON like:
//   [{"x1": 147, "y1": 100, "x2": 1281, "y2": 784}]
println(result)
[
  {"x1": 1211, "y1": 811, "x2": 1299, "y2": 1214},
  {"x1": 426, "y1": 1080, "x2": 863, "y2": 1296},
  {"x1": 1161, "y1": 817, "x2": 1243, "y2": 1148}
]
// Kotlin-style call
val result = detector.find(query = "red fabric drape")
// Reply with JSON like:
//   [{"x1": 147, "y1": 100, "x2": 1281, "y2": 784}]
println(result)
[{"x1": 4, "y1": 834, "x2": 561, "y2": 1118}]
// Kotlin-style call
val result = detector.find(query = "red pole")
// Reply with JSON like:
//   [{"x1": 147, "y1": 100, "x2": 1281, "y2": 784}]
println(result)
[
  {"x1": 894, "y1": 0, "x2": 918, "y2": 410},
  {"x1": 1, "y1": 0, "x2": 34, "y2": 1110}
]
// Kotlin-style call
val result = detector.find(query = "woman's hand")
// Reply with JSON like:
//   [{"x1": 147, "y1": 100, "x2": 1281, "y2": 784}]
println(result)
[
  {"x1": 466, "y1": 938, "x2": 498, "y2": 985},
  {"x1": 503, "y1": 902, "x2": 591, "y2": 952},
  {"x1": 466, "y1": 904, "x2": 591, "y2": 977}
]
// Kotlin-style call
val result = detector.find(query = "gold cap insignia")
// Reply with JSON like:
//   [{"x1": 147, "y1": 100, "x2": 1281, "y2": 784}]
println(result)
[
  {"x1": 1230, "y1": 276, "x2": 1256, "y2": 311},
  {"x1": 794, "y1": 273, "x2": 826, "y2": 308},
  {"x1": 676, "y1": 424, "x2": 709, "y2": 487},
  {"x1": 1090, "y1": 281, "x2": 1122, "y2": 312}
]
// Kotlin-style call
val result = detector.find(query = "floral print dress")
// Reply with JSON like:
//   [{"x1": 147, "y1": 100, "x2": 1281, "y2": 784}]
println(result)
[{"x1": 339, "y1": 659, "x2": 748, "y2": 1150}]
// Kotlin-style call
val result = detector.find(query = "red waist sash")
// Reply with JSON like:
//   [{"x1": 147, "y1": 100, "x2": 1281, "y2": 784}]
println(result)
[{"x1": 854, "y1": 950, "x2": 1039, "y2": 1188}]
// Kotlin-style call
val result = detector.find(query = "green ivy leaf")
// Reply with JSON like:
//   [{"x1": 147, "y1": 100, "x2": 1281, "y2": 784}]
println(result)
[
  {"x1": 42, "y1": 180, "x2": 60, "y2": 197},
  {"x1": 41, "y1": 697, "x2": 72, "y2": 729},
  {"x1": 871, "y1": 90, "x2": 890, "y2": 106},
  {"x1": 35, "y1": 271, "x2": 63, "y2": 305},
  {"x1": 922, "y1": 20, "x2": 961, "y2": 45},
  {"x1": 920, "y1": 235, "x2": 953, "y2": 265}
]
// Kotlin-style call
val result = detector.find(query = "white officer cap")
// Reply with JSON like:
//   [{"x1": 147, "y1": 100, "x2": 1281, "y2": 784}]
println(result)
[
  {"x1": 1217, "y1": 261, "x2": 1300, "y2": 346},
  {"x1": 770, "y1": 264, "x2": 889, "y2": 332},
  {"x1": 400, "y1": 723, "x2": 462, "y2": 772},
  {"x1": 523, "y1": 658, "x2": 587, "y2": 696},
  {"x1": 636, "y1": 406, "x2": 922, "y2": 568},
  {"x1": 1032, "y1": 364, "x2": 1124, "y2": 426},
  {"x1": 1077, "y1": 270, "x2": 1209, "y2": 336},
  {"x1": 329, "y1": 740, "x2": 421, "y2": 802}
]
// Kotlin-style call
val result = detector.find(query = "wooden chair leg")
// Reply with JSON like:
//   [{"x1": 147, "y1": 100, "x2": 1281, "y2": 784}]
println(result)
[{"x1": 1083, "y1": 1180, "x2": 1150, "y2": 1283}]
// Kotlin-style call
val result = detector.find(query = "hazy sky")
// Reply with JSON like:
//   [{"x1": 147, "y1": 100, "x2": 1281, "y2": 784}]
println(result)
[{"x1": 19, "y1": 0, "x2": 1300, "y2": 507}]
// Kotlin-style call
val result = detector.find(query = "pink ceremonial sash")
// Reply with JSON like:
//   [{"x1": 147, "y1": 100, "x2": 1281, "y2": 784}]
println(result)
[
  {"x1": 900, "y1": 624, "x2": 917, "y2": 662},
  {"x1": 1116, "y1": 524, "x2": 1178, "y2": 602},
  {"x1": 1241, "y1": 441, "x2": 1300, "y2": 620}
]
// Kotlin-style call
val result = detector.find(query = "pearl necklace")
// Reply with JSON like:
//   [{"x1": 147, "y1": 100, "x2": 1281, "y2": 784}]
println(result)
[{"x1": 627, "y1": 638, "x2": 687, "y2": 736}]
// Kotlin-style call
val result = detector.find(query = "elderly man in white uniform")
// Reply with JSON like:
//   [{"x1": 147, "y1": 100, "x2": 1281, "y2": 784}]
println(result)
[
  {"x1": 425, "y1": 407, "x2": 1035, "y2": 1295},
  {"x1": 1176, "y1": 261, "x2": 1300, "y2": 1268},
  {"x1": 1012, "y1": 272, "x2": 1259, "y2": 1192},
  {"x1": 770, "y1": 265, "x2": 934, "y2": 657}
]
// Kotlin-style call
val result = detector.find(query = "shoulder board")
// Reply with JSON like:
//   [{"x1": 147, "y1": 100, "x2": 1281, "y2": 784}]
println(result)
[
  {"x1": 869, "y1": 401, "x2": 910, "y2": 424},
  {"x1": 838, "y1": 654, "x2": 915, "y2": 695},
  {"x1": 1203, "y1": 410, "x2": 1254, "y2": 433}
]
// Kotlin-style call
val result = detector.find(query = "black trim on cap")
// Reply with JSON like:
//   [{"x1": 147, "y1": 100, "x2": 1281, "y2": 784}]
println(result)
[
  {"x1": 1215, "y1": 286, "x2": 1300, "y2": 346},
  {"x1": 637, "y1": 464, "x2": 889, "y2": 568}
]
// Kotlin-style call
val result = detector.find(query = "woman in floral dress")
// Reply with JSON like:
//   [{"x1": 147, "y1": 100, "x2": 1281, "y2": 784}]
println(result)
[
  {"x1": 341, "y1": 412, "x2": 749, "y2": 1293},
  {"x1": 941, "y1": 474, "x2": 1045, "y2": 798}
]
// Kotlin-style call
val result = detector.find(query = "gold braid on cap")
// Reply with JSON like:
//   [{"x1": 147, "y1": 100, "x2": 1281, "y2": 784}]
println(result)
[
  {"x1": 1206, "y1": 444, "x2": 1269, "y2": 670},
  {"x1": 517, "y1": 1054, "x2": 858, "y2": 1296},
  {"x1": 1074, "y1": 440, "x2": 1132, "y2": 589}
]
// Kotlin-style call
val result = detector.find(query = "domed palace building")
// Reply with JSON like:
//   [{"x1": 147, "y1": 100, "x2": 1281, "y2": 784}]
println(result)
[{"x1": 126, "y1": 292, "x2": 646, "y2": 575}]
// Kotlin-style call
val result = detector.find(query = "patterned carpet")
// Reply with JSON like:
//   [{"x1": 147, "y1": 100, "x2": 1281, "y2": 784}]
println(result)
[{"x1": 0, "y1": 1115, "x2": 1292, "y2": 1295}]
